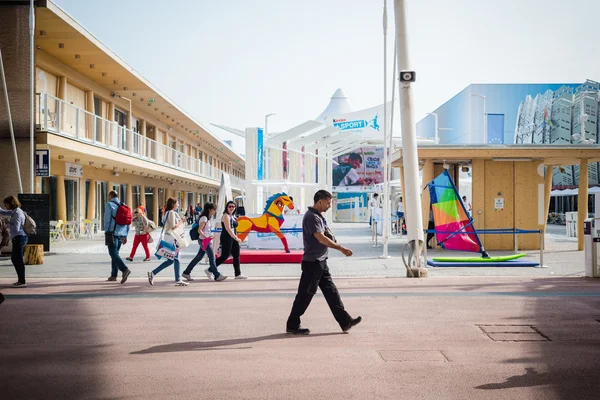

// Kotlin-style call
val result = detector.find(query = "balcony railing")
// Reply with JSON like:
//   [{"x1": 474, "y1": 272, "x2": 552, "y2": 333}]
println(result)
[{"x1": 36, "y1": 92, "x2": 243, "y2": 188}]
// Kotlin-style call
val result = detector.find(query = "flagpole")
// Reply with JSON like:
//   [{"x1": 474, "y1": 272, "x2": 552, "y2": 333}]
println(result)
[{"x1": 380, "y1": 0, "x2": 390, "y2": 259}]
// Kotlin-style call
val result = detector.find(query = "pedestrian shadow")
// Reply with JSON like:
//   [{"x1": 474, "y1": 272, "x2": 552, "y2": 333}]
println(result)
[
  {"x1": 131, "y1": 332, "x2": 342, "y2": 355},
  {"x1": 475, "y1": 367, "x2": 552, "y2": 390}
]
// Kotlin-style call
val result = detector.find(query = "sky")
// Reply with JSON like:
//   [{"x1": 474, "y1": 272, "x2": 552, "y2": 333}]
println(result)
[{"x1": 53, "y1": 0, "x2": 600, "y2": 155}]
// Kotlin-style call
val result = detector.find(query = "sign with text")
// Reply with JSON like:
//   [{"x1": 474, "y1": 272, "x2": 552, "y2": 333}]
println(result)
[
  {"x1": 18, "y1": 193, "x2": 50, "y2": 252},
  {"x1": 35, "y1": 149, "x2": 50, "y2": 177},
  {"x1": 65, "y1": 162, "x2": 83, "y2": 178}
]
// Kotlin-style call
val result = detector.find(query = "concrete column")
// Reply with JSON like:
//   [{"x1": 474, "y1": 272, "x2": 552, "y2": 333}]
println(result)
[
  {"x1": 543, "y1": 165, "x2": 553, "y2": 235},
  {"x1": 58, "y1": 76, "x2": 67, "y2": 129},
  {"x1": 56, "y1": 175, "x2": 67, "y2": 222},
  {"x1": 140, "y1": 120, "x2": 147, "y2": 157},
  {"x1": 140, "y1": 185, "x2": 146, "y2": 209},
  {"x1": 420, "y1": 159, "x2": 435, "y2": 230},
  {"x1": 153, "y1": 188, "x2": 159, "y2": 226},
  {"x1": 86, "y1": 90, "x2": 94, "y2": 140},
  {"x1": 126, "y1": 184, "x2": 133, "y2": 209},
  {"x1": 87, "y1": 179, "x2": 96, "y2": 220},
  {"x1": 107, "y1": 102, "x2": 115, "y2": 146},
  {"x1": 578, "y1": 160, "x2": 589, "y2": 251}
]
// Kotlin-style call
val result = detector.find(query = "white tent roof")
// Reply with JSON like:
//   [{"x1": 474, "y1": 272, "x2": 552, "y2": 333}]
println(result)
[
  {"x1": 315, "y1": 88, "x2": 356, "y2": 122},
  {"x1": 551, "y1": 187, "x2": 600, "y2": 196}
]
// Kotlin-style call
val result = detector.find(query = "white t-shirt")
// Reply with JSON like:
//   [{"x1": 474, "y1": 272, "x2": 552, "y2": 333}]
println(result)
[
  {"x1": 397, "y1": 202, "x2": 404, "y2": 213},
  {"x1": 198, "y1": 216, "x2": 212, "y2": 238},
  {"x1": 340, "y1": 168, "x2": 360, "y2": 186}
]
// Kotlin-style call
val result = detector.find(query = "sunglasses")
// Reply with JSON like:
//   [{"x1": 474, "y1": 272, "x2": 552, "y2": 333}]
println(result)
[{"x1": 228, "y1": 205, "x2": 236, "y2": 208}]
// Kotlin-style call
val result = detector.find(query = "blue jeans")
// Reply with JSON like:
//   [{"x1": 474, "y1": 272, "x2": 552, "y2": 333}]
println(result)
[
  {"x1": 108, "y1": 237, "x2": 129, "y2": 277},
  {"x1": 152, "y1": 258, "x2": 181, "y2": 282},
  {"x1": 11, "y1": 235, "x2": 28, "y2": 283},
  {"x1": 184, "y1": 242, "x2": 220, "y2": 278}
]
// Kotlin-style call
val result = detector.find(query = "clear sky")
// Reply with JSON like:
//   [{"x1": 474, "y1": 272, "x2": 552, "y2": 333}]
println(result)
[{"x1": 53, "y1": 0, "x2": 600, "y2": 155}]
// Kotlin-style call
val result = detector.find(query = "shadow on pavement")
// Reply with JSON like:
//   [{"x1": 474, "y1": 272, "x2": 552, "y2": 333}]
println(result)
[
  {"x1": 475, "y1": 367, "x2": 552, "y2": 390},
  {"x1": 131, "y1": 332, "x2": 343, "y2": 355}
]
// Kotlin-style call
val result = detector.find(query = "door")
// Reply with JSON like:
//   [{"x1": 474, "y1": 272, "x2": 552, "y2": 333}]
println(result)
[
  {"x1": 64, "y1": 178, "x2": 80, "y2": 222},
  {"x1": 96, "y1": 181, "x2": 107, "y2": 230}
]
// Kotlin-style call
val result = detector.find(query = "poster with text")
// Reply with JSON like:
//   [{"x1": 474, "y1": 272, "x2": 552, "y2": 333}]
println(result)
[{"x1": 332, "y1": 147, "x2": 383, "y2": 192}]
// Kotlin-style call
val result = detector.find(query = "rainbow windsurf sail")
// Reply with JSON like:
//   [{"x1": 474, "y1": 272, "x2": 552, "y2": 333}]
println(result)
[{"x1": 427, "y1": 170, "x2": 487, "y2": 255}]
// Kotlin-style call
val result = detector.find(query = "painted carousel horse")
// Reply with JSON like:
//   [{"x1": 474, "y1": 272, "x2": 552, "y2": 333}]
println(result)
[{"x1": 236, "y1": 193, "x2": 295, "y2": 253}]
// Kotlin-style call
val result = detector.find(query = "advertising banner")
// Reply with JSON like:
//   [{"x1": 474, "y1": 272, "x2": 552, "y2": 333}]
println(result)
[{"x1": 332, "y1": 147, "x2": 383, "y2": 192}]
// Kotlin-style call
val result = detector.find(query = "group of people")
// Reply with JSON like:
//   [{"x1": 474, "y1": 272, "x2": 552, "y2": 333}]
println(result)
[
  {"x1": 1, "y1": 189, "x2": 362, "y2": 335},
  {"x1": 104, "y1": 191, "x2": 246, "y2": 287}
]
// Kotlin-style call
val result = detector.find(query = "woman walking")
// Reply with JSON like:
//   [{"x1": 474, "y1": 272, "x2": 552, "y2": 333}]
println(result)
[
  {"x1": 147, "y1": 197, "x2": 188, "y2": 286},
  {"x1": 182, "y1": 203, "x2": 226, "y2": 282},
  {"x1": 0, "y1": 196, "x2": 28, "y2": 288},
  {"x1": 215, "y1": 201, "x2": 247, "y2": 279},
  {"x1": 126, "y1": 208, "x2": 152, "y2": 262}
]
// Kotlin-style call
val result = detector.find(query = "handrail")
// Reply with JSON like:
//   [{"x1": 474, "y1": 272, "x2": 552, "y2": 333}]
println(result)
[{"x1": 36, "y1": 92, "x2": 242, "y2": 187}]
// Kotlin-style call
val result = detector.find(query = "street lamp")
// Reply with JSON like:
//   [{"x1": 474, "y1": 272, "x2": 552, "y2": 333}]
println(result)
[
  {"x1": 471, "y1": 94, "x2": 487, "y2": 144},
  {"x1": 264, "y1": 113, "x2": 276, "y2": 180},
  {"x1": 426, "y1": 112, "x2": 453, "y2": 144}
]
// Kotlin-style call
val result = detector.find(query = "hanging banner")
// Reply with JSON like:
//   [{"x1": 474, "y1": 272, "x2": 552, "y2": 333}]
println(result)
[
  {"x1": 332, "y1": 147, "x2": 383, "y2": 192},
  {"x1": 257, "y1": 128, "x2": 264, "y2": 180}
]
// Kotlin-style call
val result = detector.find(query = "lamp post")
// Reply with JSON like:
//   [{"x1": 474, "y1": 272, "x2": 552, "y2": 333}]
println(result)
[
  {"x1": 381, "y1": 0, "x2": 390, "y2": 258},
  {"x1": 426, "y1": 112, "x2": 453, "y2": 144},
  {"x1": 471, "y1": 94, "x2": 487, "y2": 144},
  {"x1": 264, "y1": 113, "x2": 276, "y2": 180},
  {"x1": 29, "y1": 0, "x2": 35, "y2": 192}
]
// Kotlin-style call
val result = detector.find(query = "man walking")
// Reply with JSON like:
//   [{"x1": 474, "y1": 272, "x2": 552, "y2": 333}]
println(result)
[
  {"x1": 286, "y1": 190, "x2": 362, "y2": 335},
  {"x1": 105, "y1": 190, "x2": 132, "y2": 283}
]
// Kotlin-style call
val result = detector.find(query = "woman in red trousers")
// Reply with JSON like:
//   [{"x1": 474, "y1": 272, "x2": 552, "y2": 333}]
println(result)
[{"x1": 127, "y1": 208, "x2": 153, "y2": 262}]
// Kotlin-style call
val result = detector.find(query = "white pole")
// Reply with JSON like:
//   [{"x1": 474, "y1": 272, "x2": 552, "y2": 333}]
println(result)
[
  {"x1": 0, "y1": 49, "x2": 24, "y2": 194},
  {"x1": 381, "y1": 0, "x2": 390, "y2": 258},
  {"x1": 30, "y1": 0, "x2": 35, "y2": 193},
  {"x1": 393, "y1": 0, "x2": 424, "y2": 266},
  {"x1": 482, "y1": 95, "x2": 487, "y2": 144},
  {"x1": 388, "y1": 39, "x2": 397, "y2": 195},
  {"x1": 264, "y1": 113, "x2": 275, "y2": 181}
]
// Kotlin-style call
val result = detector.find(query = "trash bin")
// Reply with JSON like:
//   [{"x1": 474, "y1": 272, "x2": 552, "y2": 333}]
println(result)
[{"x1": 584, "y1": 218, "x2": 600, "y2": 277}]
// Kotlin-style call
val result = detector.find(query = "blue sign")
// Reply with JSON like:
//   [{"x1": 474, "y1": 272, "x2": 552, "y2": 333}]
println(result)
[
  {"x1": 487, "y1": 113, "x2": 505, "y2": 144},
  {"x1": 257, "y1": 128, "x2": 264, "y2": 180},
  {"x1": 35, "y1": 149, "x2": 50, "y2": 177},
  {"x1": 333, "y1": 114, "x2": 380, "y2": 131}
]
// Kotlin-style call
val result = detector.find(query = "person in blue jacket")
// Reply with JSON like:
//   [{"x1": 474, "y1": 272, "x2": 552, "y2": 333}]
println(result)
[{"x1": 104, "y1": 190, "x2": 131, "y2": 283}]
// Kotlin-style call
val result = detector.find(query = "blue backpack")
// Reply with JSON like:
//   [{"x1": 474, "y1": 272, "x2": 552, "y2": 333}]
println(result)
[{"x1": 190, "y1": 221, "x2": 200, "y2": 241}]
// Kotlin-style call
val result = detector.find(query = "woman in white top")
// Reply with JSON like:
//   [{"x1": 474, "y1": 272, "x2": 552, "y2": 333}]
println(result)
[
  {"x1": 182, "y1": 203, "x2": 226, "y2": 282},
  {"x1": 147, "y1": 197, "x2": 188, "y2": 286}
]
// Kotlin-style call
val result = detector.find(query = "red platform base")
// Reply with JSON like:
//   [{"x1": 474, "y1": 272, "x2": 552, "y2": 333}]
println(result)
[{"x1": 223, "y1": 250, "x2": 303, "y2": 264}]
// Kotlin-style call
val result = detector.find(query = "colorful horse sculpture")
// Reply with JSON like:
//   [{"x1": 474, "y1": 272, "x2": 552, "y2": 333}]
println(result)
[{"x1": 236, "y1": 193, "x2": 295, "y2": 253}]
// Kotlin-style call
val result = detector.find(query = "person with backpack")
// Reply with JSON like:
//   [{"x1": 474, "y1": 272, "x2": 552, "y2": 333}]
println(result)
[
  {"x1": 182, "y1": 202, "x2": 226, "y2": 282},
  {"x1": 126, "y1": 208, "x2": 152, "y2": 262},
  {"x1": 148, "y1": 197, "x2": 188, "y2": 286},
  {"x1": 0, "y1": 196, "x2": 29, "y2": 288},
  {"x1": 104, "y1": 190, "x2": 132, "y2": 283}
]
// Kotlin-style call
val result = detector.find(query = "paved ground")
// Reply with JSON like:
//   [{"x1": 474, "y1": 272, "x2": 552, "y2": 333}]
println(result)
[
  {"x1": 1, "y1": 222, "x2": 598, "y2": 399},
  {"x1": 0, "y1": 223, "x2": 584, "y2": 279},
  {"x1": 1, "y1": 277, "x2": 600, "y2": 399}
]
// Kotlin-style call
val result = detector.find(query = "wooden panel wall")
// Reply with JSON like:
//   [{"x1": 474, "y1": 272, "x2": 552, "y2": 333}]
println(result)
[
  {"x1": 483, "y1": 161, "x2": 515, "y2": 250},
  {"x1": 514, "y1": 162, "x2": 544, "y2": 249}
]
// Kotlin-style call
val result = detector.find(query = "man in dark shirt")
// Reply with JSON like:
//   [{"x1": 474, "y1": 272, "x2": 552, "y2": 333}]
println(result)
[{"x1": 286, "y1": 190, "x2": 362, "y2": 335}]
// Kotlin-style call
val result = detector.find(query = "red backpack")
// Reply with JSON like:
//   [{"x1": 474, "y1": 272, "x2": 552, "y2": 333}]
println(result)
[{"x1": 114, "y1": 202, "x2": 132, "y2": 226}]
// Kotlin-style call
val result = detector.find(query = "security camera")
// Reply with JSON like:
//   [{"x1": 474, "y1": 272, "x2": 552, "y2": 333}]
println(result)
[
  {"x1": 461, "y1": 166, "x2": 470, "y2": 173},
  {"x1": 399, "y1": 70, "x2": 416, "y2": 83},
  {"x1": 111, "y1": 92, "x2": 117, "y2": 98}
]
